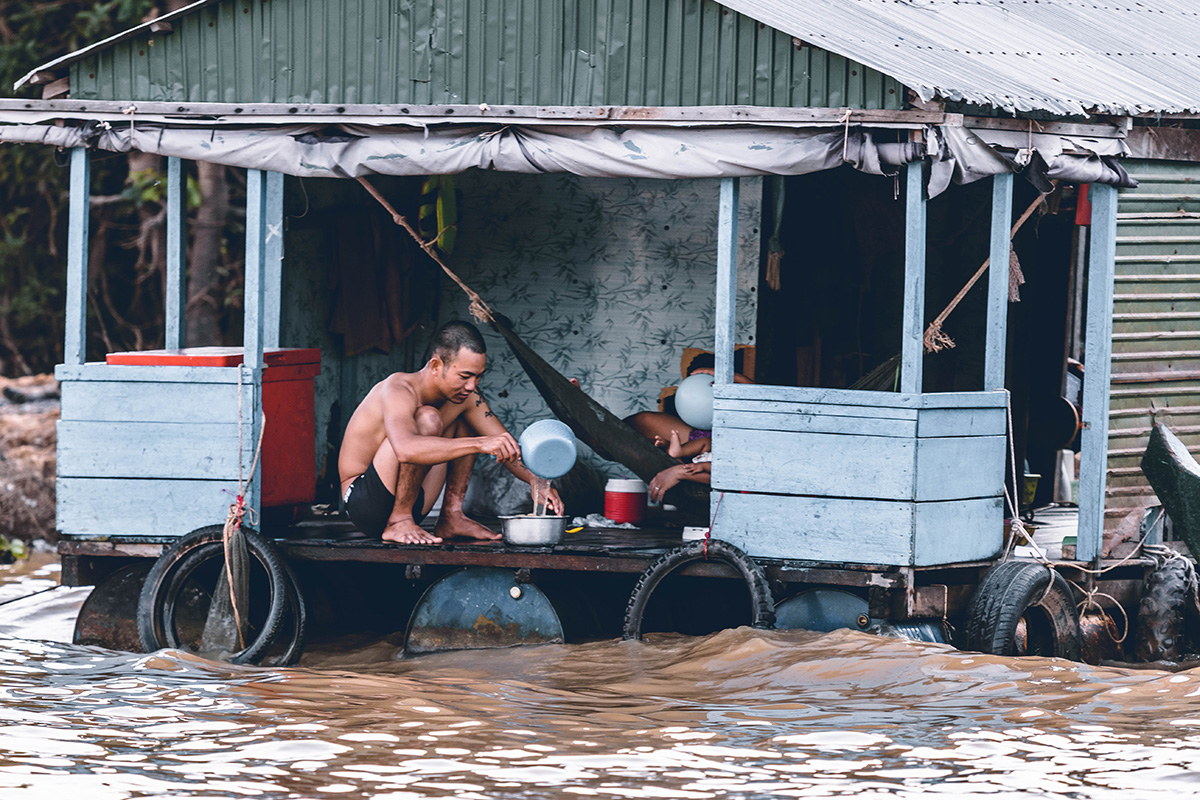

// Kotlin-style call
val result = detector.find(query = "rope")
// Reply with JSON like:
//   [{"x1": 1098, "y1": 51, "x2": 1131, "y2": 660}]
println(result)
[
  {"x1": 923, "y1": 187, "x2": 1053, "y2": 353},
  {"x1": 704, "y1": 491, "x2": 726, "y2": 560},
  {"x1": 354, "y1": 176, "x2": 495, "y2": 324},
  {"x1": 839, "y1": 108, "x2": 853, "y2": 164},
  {"x1": 1068, "y1": 577, "x2": 1129, "y2": 644}
]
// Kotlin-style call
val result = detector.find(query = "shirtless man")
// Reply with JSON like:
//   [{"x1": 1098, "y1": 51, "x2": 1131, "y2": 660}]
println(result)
[{"x1": 339, "y1": 320, "x2": 564, "y2": 544}]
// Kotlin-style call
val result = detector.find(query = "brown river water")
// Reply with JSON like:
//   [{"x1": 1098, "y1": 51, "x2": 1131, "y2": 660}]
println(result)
[{"x1": 0, "y1": 554, "x2": 1197, "y2": 798}]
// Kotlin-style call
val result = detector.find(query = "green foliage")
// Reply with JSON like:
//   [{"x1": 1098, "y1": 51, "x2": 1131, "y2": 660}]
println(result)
[{"x1": 0, "y1": 0, "x2": 155, "y2": 374}]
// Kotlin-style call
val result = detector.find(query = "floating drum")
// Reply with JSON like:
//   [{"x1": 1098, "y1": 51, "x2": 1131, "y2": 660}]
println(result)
[
  {"x1": 519, "y1": 419, "x2": 578, "y2": 480},
  {"x1": 674, "y1": 373, "x2": 715, "y2": 430},
  {"x1": 774, "y1": 588, "x2": 873, "y2": 633},
  {"x1": 405, "y1": 567, "x2": 564, "y2": 654}
]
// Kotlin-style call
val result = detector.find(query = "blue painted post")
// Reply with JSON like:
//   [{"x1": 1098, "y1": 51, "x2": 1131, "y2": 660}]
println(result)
[
  {"x1": 900, "y1": 163, "x2": 926, "y2": 394},
  {"x1": 263, "y1": 171, "x2": 284, "y2": 349},
  {"x1": 243, "y1": 170, "x2": 266, "y2": 371},
  {"x1": 165, "y1": 157, "x2": 187, "y2": 350},
  {"x1": 985, "y1": 172, "x2": 1013, "y2": 390},
  {"x1": 64, "y1": 148, "x2": 91, "y2": 365},
  {"x1": 714, "y1": 178, "x2": 740, "y2": 385},
  {"x1": 242, "y1": 169, "x2": 268, "y2": 523},
  {"x1": 1077, "y1": 183, "x2": 1119, "y2": 564}
]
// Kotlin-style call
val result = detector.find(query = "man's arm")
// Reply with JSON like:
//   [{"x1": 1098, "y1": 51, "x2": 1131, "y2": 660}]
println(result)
[
  {"x1": 382, "y1": 383, "x2": 518, "y2": 465},
  {"x1": 463, "y1": 389, "x2": 565, "y2": 514}
]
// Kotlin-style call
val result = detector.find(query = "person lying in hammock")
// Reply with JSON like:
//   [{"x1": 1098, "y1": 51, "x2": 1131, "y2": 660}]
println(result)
[
  {"x1": 624, "y1": 351, "x2": 752, "y2": 461},
  {"x1": 339, "y1": 320, "x2": 564, "y2": 544}
]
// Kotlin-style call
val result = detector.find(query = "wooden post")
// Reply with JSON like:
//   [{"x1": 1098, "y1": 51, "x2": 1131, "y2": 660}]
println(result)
[
  {"x1": 243, "y1": 169, "x2": 266, "y2": 370},
  {"x1": 64, "y1": 147, "x2": 90, "y2": 365},
  {"x1": 263, "y1": 171, "x2": 284, "y2": 349},
  {"x1": 714, "y1": 177, "x2": 739, "y2": 385},
  {"x1": 241, "y1": 169, "x2": 268, "y2": 522},
  {"x1": 900, "y1": 162, "x2": 926, "y2": 394},
  {"x1": 165, "y1": 157, "x2": 187, "y2": 350},
  {"x1": 1077, "y1": 182, "x2": 1118, "y2": 565},
  {"x1": 984, "y1": 172, "x2": 1013, "y2": 390}
]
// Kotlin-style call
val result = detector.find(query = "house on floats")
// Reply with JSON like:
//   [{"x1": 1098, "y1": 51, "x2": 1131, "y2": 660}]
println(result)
[{"x1": 4, "y1": 0, "x2": 1200, "y2": 665}]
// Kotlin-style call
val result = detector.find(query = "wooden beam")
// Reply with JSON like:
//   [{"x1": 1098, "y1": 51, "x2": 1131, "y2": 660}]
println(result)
[
  {"x1": 963, "y1": 115, "x2": 1129, "y2": 140},
  {"x1": 1077, "y1": 182, "x2": 1119, "y2": 565},
  {"x1": 0, "y1": 98, "x2": 950, "y2": 127},
  {"x1": 714, "y1": 177, "x2": 739, "y2": 386},
  {"x1": 40, "y1": 77, "x2": 70, "y2": 100},
  {"x1": 65, "y1": 147, "x2": 90, "y2": 366},
  {"x1": 900, "y1": 162, "x2": 926, "y2": 394},
  {"x1": 263, "y1": 171, "x2": 284, "y2": 349},
  {"x1": 984, "y1": 172, "x2": 1013, "y2": 390},
  {"x1": 165, "y1": 156, "x2": 186, "y2": 350},
  {"x1": 243, "y1": 169, "x2": 266, "y2": 370}
]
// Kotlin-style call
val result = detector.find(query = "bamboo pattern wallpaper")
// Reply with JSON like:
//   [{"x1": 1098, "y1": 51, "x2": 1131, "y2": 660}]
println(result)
[{"x1": 442, "y1": 172, "x2": 762, "y2": 474}]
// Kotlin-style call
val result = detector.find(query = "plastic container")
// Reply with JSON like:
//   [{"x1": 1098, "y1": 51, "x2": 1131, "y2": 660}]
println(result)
[
  {"x1": 675, "y1": 373, "x2": 715, "y2": 430},
  {"x1": 519, "y1": 419, "x2": 578, "y2": 479},
  {"x1": 605, "y1": 478, "x2": 647, "y2": 525}
]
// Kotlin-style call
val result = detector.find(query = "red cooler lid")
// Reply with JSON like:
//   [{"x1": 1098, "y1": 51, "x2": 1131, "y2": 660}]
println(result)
[{"x1": 106, "y1": 346, "x2": 321, "y2": 367}]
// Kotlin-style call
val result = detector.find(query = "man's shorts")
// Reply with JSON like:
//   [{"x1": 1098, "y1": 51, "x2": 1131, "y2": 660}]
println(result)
[{"x1": 343, "y1": 463, "x2": 427, "y2": 538}]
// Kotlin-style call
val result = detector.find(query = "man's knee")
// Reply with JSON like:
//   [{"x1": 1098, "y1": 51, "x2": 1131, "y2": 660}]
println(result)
[{"x1": 414, "y1": 406, "x2": 443, "y2": 436}]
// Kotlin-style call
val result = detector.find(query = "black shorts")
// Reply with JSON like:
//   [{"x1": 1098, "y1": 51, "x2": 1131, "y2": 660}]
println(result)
[{"x1": 343, "y1": 463, "x2": 426, "y2": 538}]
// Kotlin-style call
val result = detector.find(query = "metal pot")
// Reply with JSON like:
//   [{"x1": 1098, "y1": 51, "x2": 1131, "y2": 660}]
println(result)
[{"x1": 499, "y1": 515, "x2": 566, "y2": 546}]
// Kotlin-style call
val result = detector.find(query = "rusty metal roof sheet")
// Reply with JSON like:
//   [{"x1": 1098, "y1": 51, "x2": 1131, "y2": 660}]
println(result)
[{"x1": 717, "y1": 0, "x2": 1200, "y2": 116}]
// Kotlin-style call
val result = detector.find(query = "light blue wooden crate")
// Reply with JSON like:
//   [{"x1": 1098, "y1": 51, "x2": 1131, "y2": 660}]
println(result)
[
  {"x1": 57, "y1": 364, "x2": 256, "y2": 538},
  {"x1": 709, "y1": 385, "x2": 1008, "y2": 566}
]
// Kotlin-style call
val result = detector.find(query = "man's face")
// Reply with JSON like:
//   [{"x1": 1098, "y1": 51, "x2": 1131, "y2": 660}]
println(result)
[{"x1": 435, "y1": 348, "x2": 487, "y2": 404}]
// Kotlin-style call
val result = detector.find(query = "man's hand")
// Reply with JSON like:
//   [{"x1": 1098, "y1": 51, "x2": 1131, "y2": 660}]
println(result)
[
  {"x1": 479, "y1": 432, "x2": 520, "y2": 464},
  {"x1": 531, "y1": 485, "x2": 565, "y2": 516}
]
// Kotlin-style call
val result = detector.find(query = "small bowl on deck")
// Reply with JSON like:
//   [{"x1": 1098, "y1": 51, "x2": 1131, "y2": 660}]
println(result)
[{"x1": 499, "y1": 515, "x2": 567, "y2": 546}]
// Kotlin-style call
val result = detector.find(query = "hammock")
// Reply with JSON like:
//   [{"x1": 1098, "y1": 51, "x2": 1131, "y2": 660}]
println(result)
[{"x1": 490, "y1": 312, "x2": 710, "y2": 514}]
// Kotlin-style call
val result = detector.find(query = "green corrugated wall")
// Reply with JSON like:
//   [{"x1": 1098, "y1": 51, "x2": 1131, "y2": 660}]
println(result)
[
  {"x1": 1107, "y1": 160, "x2": 1200, "y2": 529},
  {"x1": 69, "y1": 0, "x2": 904, "y2": 108}
]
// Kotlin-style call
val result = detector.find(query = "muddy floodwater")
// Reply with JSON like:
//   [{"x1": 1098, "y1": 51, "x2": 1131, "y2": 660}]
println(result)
[{"x1": 0, "y1": 556, "x2": 1197, "y2": 798}]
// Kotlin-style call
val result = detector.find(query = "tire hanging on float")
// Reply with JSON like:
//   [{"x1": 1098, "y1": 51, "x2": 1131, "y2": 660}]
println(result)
[
  {"x1": 963, "y1": 561, "x2": 1082, "y2": 660},
  {"x1": 1135, "y1": 557, "x2": 1199, "y2": 662},
  {"x1": 623, "y1": 539, "x2": 775, "y2": 640},
  {"x1": 137, "y1": 525, "x2": 306, "y2": 666}
]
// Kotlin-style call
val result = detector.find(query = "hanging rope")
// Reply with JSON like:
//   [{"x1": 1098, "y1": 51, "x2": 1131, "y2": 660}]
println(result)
[
  {"x1": 354, "y1": 176, "x2": 495, "y2": 325},
  {"x1": 220, "y1": 365, "x2": 267, "y2": 650},
  {"x1": 923, "y1": 185, "x2": 1053, "y2": 354}
]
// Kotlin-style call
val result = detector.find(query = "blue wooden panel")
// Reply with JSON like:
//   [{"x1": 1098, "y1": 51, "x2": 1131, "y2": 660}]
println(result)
[
  {"x1": 985, "y1": 172, "x2": 1014, "y2": 390},
  {"x1": 916, "y1": 407, "x2": 1006, "y2": 438},
  {"x1": 57, "y1": 477, "x2": 240, "y2": 537},
  {"x1": 713, "y1": 396, "x2": 918, "y2": 421},
  {"x1": 710, "y1": 491, "x2": 1003, "y2": 566},
  {"x1": 60, "y1": 380, "x2": 242, "y2": 423},
  {"x1": 714, "y1": 383, "x2": 921, "y2": 408},
  {"x1": 913, "y1": 497, "x2": 1004, "y2": 566},
  {"x1": 244, "y1": 169, "x2": 267, "y2": 371},
  {"x1": 918, "y1": 391, "x2": 1008, "y2": 409},
  {"x1": 714, "y1": 177, "x2": 739, "y2": 386},
  {"x1": 714, "y1": 408, "x2": 918, "y2": 438},
  {"x1": 914, "y1": 435, "x2": 1006, "y2": 501},
  {"x1": 1078, "y1": 183, "x2": 1119, "y2": 563},
  {"x1": 264, "y1": 171, "x2": 285, "y2": 349},
  {"x1": 56, "y1": 364, "x2": 249, "y2": 383},
  {"x1": 58, "y1": 421, "x2": 242, "y2": 481},
  {"x1": 712, "y1": 427, "x2": 917, "y2": 499},
  {"x1": 165, "y1": 156, "x2": 187, "y2": 350},
  {"x1": 710, "y1": 491, "x2": 916, "y2": 565},
  {"x1": 65, "y1": 148, "x2": 90, "y2": 366}
]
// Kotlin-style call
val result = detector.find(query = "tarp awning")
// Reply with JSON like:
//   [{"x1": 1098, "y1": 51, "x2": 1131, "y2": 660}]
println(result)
[{"x1": 0, "y1": 122, "x2": 1134, "y2": 194}]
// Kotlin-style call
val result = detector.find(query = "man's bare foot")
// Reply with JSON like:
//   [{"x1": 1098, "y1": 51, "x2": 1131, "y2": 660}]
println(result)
[
  {"x1": 381, "y1": 518, "x2": 443, "y2": 544},
  {"x1": 434, "y1": 511, "x2": 502, "y2": 541}
]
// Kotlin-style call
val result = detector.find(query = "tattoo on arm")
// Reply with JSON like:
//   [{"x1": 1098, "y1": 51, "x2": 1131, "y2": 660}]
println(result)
[{"x1": 474, "y1": 390, "x2": 484, "y2": 407}]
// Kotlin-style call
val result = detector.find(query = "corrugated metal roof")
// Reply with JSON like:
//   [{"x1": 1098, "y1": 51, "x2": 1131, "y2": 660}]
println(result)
[{"x1": 717, "y1": 0, "x2": 1200, "y2": 116}]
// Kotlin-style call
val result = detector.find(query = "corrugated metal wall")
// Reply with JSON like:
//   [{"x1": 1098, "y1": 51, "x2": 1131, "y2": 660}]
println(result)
[
  {"x1": 69, "y1": 0, "x2": 903, "y2": 108},
  {"x1": 1107, "y1": 160, "x2": 1200, "y2": 528}
]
